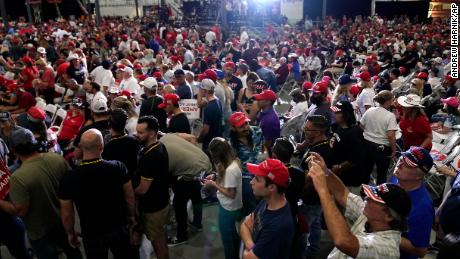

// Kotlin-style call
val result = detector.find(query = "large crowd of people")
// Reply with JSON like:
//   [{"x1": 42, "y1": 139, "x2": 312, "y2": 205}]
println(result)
[{"x1": 0, "y1": 12, "x2": 459, "y2": 259}]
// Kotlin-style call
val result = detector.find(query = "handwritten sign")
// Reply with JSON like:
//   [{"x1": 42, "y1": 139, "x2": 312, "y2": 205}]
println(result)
[{"x1": 179, "y1": 99, "x2": 200, "y2": 120}]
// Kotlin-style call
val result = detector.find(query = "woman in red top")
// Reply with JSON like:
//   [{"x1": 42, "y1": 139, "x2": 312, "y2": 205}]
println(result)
[
  {"x1": 19, "y1": 56, "x2": 39, "y2": 96},
  {"x1": 57, "y1": 98, "x2": 85, "y2": 148},
  {"x1": 397, "y1": 94, "x2": 433, "y2": 150}
]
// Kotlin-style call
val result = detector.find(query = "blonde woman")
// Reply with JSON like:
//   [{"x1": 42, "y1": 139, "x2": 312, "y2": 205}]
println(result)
[
  {"x1": 111, "y1": 96, "x2": 138, "y2": 135},
  {"x1": 205, "y1": 137, "x2": 243, "y2": 259},
  {"x1": 331, "y1": 83, "x2": 351, "y2": 106},
  {"x1": 409, "y1": 78, "x2": 424, "y2": 97}
]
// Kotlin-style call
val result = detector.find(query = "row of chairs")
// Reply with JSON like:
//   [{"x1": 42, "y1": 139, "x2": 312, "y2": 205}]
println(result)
[{"x1": 35, "y1": 99, "x2": 67, "y2": 133}]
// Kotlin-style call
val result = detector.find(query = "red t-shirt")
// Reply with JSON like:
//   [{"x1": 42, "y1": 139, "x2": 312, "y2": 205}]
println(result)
[
  {"x1": 17, "y1": 90, "x2": 36, "y2": 111},
  {"x1": 20, "y1": 66, "x2": 39, "y2": 89},
  {"x1": 41, "y1": 67, "x2": 55, "y2": 89},
  {"x1": 58, "y1": 111, "x2": 85, "y2": 141},
  {"x1": 399, "y1": 115, "x2": 432, "y2": 150}
]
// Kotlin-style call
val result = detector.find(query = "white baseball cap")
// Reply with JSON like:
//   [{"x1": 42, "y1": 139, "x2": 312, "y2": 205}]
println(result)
[
  {"x1": 37, "y1": 47, "x2": 46, "y2": 54},
  {"x1": 139, "y1": 77, "x2": 158, "y2": 90},
  {"x1": 200, "y1": 78, "x2": 215, "y2": 90},
  {"x1": 120, "y1": 66, "x2": 133, "y2": 74},
  {"x1": 91, "y1": 98, "x2": 108, "y2": 113},
  {"x1": 108, "y1": 86, "x2": 120, "y2": 94}
]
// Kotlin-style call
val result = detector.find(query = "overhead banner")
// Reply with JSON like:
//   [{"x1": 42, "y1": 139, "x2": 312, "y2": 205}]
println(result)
[
  {"x1": 280, "y1": 0, "x2": 303, "y2": 22},
  {"x1": 179, "y1": 99, "x2": 200, "y2": 120}
]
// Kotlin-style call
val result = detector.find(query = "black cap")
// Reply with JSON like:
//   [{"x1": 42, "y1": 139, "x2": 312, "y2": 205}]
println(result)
[
  {"x1": 331, "y1": 101, "x2": 354, "y2": 113},
  {"x1": 361, "y1": 183, "x2": 412, "y2": 219},
  {"x1": 174, "y1": 69, "x2": 185, "y2": 76}
]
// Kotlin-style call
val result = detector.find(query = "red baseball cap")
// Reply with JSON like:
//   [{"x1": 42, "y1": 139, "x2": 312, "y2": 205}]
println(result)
[
  {"x1": 133, "y1": 63, "x2": 142, "y2": 70},
  {"x1": 27, "y1": 106, "x2": 46, "y2": 122},
  {"x1": 399, "y1": 66, "x2": 408, "y2": 74},
  {"x1": 254, "y1": 90, "x2": 277, "y2": 101},
  {"x1": 303, "y1": 81, "x2": 313, "y2": 91},
  {"x1": 170, "y1": 56, "x2": 179, "y2": 63},
  {"x1": 445, "y1": 74, "x2": 458, "y2": 83},
  {"x1": 20, "y1": 56, "x2": 33, "y2": 65},
  {"x1": 158, "y1": 93, "x2": 180, "y2": 108},
  {"x1": 229, "y1": 112, "x2": 250, "y2": 127},
  {"x1": 310, "y1": 81, "x2": 328, "y2": 94},
  {"x1": 224, "y1": 62, "x2": 236, "y2": 69},
  {"x1": 6, "y1": 82, "x2": 18, "y2": 92},
  {"x1": 198, "y1": 69, "x2": 217, "y2": 82},
  {"x1": 246, "y1": 159, "x2": 289, "y2": 187},
  {"x1": 350, "y1": 84, "x2": 360, "y2": 96},
  {"x1": 121, "y1": 34, "x2": 129, "y2": 40},
  {"x1": 416, "y1": 72, "x2": 428, "y2": 80},
  {"x1": 357, "y1": 71, "x2": 371, "y2": 81},
  {"x1": 118, "y1": 90, "x2": 133, "y2": 98},
  {"x1": 153, "y1": 71, "x2": 163, "y2": 79},
  {"x1": 441, "y1": 97, "x2": 460, "y2": 108}
]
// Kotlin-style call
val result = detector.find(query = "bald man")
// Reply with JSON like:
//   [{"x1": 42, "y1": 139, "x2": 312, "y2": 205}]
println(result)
[{"x1": 59, "y1": 129, "x2": 138, "y2": 259}]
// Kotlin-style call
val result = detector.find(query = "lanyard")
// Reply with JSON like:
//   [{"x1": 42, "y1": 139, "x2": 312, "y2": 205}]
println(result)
[
  {"x1": 143, "y1": 142, "x2": 160, "y2": 155},
  {"x1": 80, "y1": 159, "x2": 102, "y2": 166},
  {"x1": 311, "y1": 140, "x2": 329, "y2": 149},
  {"x1": 109, "y1": 134, "x2": 127, "y2": 142}
]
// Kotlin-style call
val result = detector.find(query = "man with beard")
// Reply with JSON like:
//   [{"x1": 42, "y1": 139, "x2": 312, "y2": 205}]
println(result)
[
  {"x1": 134, "y1": 116, "x2": 170, "y2": 259},
  {"x1": 158, "y1": 93, "x2": 190, "y2": 134}
]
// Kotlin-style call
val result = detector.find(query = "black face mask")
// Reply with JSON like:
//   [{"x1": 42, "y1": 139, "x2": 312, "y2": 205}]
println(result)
[{"x1": 310, "y1": 94, "x2": 324, "y2": 105}]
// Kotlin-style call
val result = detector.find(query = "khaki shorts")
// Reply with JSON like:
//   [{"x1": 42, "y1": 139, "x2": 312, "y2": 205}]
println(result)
[{"x1": 142, "y1": 205, "x2": 170, "y2": 240}]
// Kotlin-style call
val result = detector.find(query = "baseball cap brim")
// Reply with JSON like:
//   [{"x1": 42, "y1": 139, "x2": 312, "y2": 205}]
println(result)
[
  {"x1": 361, "y1": 185, "x2": 385, "y2": 204},
  {"x1": 246, "y1": 163, "x2": 266, "y2": 177},
  {"x1": 158, "y1": 102, "x2": 167, "y2": 109},
  {"x1": 234, "y1": 117, "x2": 250, "y2": 128}
]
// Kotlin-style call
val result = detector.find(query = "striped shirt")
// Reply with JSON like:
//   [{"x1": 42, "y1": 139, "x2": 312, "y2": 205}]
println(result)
[{"x1": 327, "y1": 193, "x2": 401, "y2": 259}]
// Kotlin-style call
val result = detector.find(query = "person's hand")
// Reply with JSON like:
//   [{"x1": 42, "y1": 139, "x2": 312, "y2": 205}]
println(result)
[
  {"x1": 203, "y1": 179, "x2": 217, "y2": 188},
  {"x1": 67, "y1": 231, "x2": 81, "y2": 248},
  {"x1": 308, "y1": 160, "x2": 328, "y2": 193},
  {"x1": 205, "y1": 174, "x2": 215, "y2": 180},
  {"x1": 436, "y1": 165, "x2": 455, "y2": 176},
  {"x1": 306, "y1": 152, "x2": 328, "y2": 173},
  {"x1": 243, "y1": 213, "x2": 254, "y2": 231}
]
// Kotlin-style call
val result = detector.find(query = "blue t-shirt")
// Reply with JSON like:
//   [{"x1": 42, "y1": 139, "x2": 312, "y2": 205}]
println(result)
[
  {"x1": 390, "y1": 177, "x2": 434, "y2": 259},
  {"x1": 175, "y1": 83, "x2": 192, "y2": 99},
  {"x1": 252, "y1": 200, "x2": 294, "y2": 259},
  {"x1": 202, "y1": 99, "x2": 223, "y2": 150}
]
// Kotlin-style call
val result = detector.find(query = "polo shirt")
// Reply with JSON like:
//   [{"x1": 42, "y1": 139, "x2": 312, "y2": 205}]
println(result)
[
  {"x1": 399, "y1": 115, "x2": 432, "y2": 150},
  {"x1": 102, "y1": 134, "x2": 140, "y2": 183},
  {"x1": 328, "y1": 193, "x2": 401, "y2": 259},
  {"x1": 257, "y1": 107, "x2": 280, "y2": 146},
  {"x1": 136, "y1": 142, "x2": 170, "y2": 213},
  {"x1": 59, "y1": 159, "x2": 130, "y2": 237}
]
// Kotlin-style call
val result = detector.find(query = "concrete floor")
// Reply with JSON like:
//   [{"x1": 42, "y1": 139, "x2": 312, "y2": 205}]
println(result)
[{"x1": 0, "y1": 204, "x2": 439, "y2": 259}]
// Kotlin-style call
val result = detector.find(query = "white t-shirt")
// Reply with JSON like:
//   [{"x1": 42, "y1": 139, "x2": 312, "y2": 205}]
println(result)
[
  {"x1": 356, "y1": 88, "x2": 375, "y2": 119},
  {"x1": 90, "y1": 66, "x2": 115, "y2": 89},
  {"x1": 217, "y1": 161, "x2": 243, "y2": 211},
  {"x1": 290, "y1": 101, "x2": 309, "y2": 118},
  {"x1": 126, "y1": 117, "x2": 138, "y2": 135},
  {"x1": 205, "y1": 31, "x2": 216, "y2": 45},
  {"x1": 360, "y1": 106, "x2": 398, "y2": 146},
  {"x1": 238, "y1": 74, "x2": 248, "y2": 89},
  {"x1": 120, "y1": 76, "x2": 140, "y2": 99}
]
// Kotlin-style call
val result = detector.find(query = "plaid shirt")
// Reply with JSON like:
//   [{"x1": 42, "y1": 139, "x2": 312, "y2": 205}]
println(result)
[{"x1": 328, "y1": 193, "x2": 401, "y2": 259}]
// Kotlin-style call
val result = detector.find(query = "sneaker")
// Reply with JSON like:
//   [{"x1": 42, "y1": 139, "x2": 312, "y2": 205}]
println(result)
[
  {"x1": 188, "y1": 221, "x2": 203, "y2": 232},
  {"x1": 167, "y1": 236, "x2": 188, "y2": 247}
]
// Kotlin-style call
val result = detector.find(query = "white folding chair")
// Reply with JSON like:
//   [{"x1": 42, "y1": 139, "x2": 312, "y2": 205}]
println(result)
[
  {"x1": 35, "y1": 100, "x2": 46, "y2": 110},
  {"x1": 44, "y1": 104, "x2": 58, "y2": 122},
  {"x1": 52, "y1": 108, "x2": 67, "y2": 126}
]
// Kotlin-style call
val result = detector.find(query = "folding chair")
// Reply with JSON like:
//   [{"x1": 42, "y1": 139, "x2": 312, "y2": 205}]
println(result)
[
  {"x1": 44, "y1": 104, "x2": 58, "y2": 122},
  {"x1": 35, "y1": 100, "x2": 46, "y2": 110}
]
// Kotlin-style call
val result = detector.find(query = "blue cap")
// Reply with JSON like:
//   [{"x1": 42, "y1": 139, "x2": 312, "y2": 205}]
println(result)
[{"x1": 338, "y1": 74, "x2": 357, "y2": 85}]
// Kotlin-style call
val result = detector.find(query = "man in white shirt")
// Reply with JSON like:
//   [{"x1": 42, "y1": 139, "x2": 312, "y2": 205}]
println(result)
[
  {"x1": 308, "y1": 153, "x2": 412, "y2": 259},
  {"x1": 286, "y1": 88, "x2": 308, "y2": 118},
  {"x1": 84, "y1": 81, "x2": 108, "y2": 108},
  {"x1": 119, "y1": 66, "x2": 140, "y2": 100},
  {"x1": 118, "y1": 34, "x2": 130, "y2": 52},
  {"x1": 205, "y1": 30, "x2": 216, "y2": 46},
  {"x1": 240, "y1": 27, "x2": 249, "y2": 49},
  {"x1": 90, "y1": 60, "x2": 115, "y2": 93}
]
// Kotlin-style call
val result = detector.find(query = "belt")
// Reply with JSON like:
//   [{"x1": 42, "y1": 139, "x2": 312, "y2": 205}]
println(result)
[{"x1": 365, "y1": 139, "x2": 389, "y2": 151}]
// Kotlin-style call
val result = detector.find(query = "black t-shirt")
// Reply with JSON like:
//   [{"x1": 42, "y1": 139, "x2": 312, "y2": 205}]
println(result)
[
  {"x1": 102, "y1": 134, "x2": 140, "y2": 183},
  {"x1": 227, "y1": 75, "x2": 243, "y2": 111},
  {"x1": 202, "y1": 99, "x2": 223, "y2": 150},
  {"x1": 331, "y1": 125, "x2": 365, "y2": 186},
  {"x1": 286, "y1": 164, "x2": 305, "y2": 220},
  {"x1": 139, "y1": 95, "x2": 167, "y2": 132},
  {"x1": 59, "y1": 159, "x2": 130, "y2": 237},
  {"x1": 73, "y1": 120, "x2": 110, "y2": 147},
  {"x1": 136, "y1": 142, "x2": 170, "y2": 213},
  {"x1": 167, "y1": 112, "x2": 191, "y2": 134},
  {"x1": 301, "y1": 140, "x2": 334, "y2": 205}
]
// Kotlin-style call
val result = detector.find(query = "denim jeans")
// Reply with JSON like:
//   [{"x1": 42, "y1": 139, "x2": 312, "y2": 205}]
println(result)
[
  {"x1": 29, "y1": 225, "x2": 82, "y2": 259},
  {"x1": 218, "y1": 206, "x2": 242, "y2": 259},
  {"x1": 0, "y1": 215, "x2": 30, "y2": 259},
  {"x1": 299, "y1": 204, "x2": 322, "y2": 257}
]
